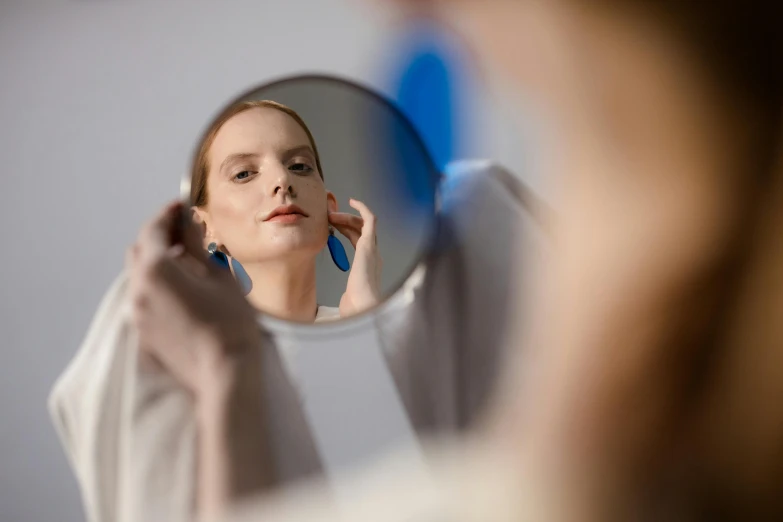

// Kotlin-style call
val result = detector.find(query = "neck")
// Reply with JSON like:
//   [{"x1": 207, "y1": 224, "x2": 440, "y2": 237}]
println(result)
[{"x1": 241, "y1": 255, "x2": 319, "y2": 323}]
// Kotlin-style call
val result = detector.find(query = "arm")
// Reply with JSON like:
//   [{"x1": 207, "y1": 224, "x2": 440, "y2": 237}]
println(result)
[
  {"x1": 196, "y1": 339, "x2": 274, "y2": 522},
  {"x1": 125, "y1": 202, "x2": 278, "y2": 521}
]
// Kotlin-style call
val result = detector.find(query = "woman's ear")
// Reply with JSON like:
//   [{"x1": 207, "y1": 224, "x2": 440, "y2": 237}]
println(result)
[
  {"x1": 191, "y1": 206, "x2": 213, "y2": 248},
  {"x1": 326, "y1": 191, "x2": 339, "y2": 213}
]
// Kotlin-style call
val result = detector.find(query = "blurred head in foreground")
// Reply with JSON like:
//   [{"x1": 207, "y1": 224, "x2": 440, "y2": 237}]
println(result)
[{"x1": 389, "y1": 1, "x2": 783, "y2": 520}]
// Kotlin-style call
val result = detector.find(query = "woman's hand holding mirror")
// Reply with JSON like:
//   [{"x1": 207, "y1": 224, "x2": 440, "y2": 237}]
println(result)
[
  {"x1": 126, "y1": 200, "x2": 264, "y2": 398},
  {"x1": 329, "y1": 198, "x2": 383, "y2": 317},
  {"x1": 127, "y1": 200, "x2": 273, "y2": 516}
]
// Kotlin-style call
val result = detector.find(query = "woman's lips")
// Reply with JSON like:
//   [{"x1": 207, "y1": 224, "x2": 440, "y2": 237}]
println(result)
[
  {"x1": 264, "y1": 204, "x2": 308, "y2": 224},
  {"x1": 267, "y1": 213, "x2": 305, "y2": 224}
]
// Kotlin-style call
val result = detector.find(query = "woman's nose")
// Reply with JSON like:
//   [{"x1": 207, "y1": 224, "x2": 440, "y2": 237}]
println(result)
[
  {"x1": 274, "y1": 183, "x2": 294, "y2": 196},
  {"x1": 269, "y1": 165, "x2": 296, "y2": 197}
]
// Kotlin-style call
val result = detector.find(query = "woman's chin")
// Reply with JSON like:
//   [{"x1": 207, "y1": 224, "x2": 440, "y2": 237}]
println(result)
[{"x1": 253, "y1": 239, "x2": 326, "y2": 261}]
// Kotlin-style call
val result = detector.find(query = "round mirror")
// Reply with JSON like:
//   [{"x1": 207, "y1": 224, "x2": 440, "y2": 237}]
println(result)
[{"x1": 182, "y1": 75, "x2": 440, "y2": 323}]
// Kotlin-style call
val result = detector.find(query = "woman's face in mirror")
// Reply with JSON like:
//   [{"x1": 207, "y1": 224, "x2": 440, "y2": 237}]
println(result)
[{"x1": 197, "y1": 107, "x2": 336, "y2": 264}]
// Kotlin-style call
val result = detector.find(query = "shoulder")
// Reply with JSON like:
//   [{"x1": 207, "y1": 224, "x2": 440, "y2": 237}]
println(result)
[{"x1": 401, "y1": 160, "x2": 549, "y2": 428}]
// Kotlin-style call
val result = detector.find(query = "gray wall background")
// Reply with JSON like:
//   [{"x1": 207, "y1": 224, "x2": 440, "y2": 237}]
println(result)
[{"x1": 0, "y1": 1, "x2": 545, "y2": 520}]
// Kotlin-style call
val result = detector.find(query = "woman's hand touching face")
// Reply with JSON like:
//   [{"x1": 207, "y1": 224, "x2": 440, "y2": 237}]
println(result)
[
  {"x1": 126, "y1": 201, "x2": 265, "y2": 397},
  {"x1": 329, "y1": 198, "x2": 383, "y2": 317}
]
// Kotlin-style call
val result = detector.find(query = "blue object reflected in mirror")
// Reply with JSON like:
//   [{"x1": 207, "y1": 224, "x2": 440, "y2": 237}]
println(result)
[{"x1": 384, "y1": 18, "x2": 475, "y2": 215}]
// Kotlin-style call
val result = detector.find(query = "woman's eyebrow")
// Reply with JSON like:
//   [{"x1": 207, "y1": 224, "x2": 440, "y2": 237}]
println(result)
[
  {"x1": 284, "y1": 145, "x2": 316, "y2": 159},
  {"x1": 220, "y1": 153, "x2": 258, "y2": 173}
]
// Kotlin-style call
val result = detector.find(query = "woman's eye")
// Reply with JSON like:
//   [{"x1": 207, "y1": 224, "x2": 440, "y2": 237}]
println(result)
[
  {"x1": 233, "y1": 170, "x2": 253, "y2": 181},
  {"x1": 289, "y1": 163, "x2": 313, "y2": 174}
]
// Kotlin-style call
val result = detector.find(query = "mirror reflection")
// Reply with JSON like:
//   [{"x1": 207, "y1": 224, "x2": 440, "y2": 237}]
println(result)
[{"x1": 187, "y1": 77, "x2": 439, "y2": 322}]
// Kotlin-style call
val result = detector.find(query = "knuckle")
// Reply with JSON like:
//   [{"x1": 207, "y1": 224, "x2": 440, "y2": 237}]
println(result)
[{"x1": 143, "y1": 256, "x2": 168, "y2": 281}]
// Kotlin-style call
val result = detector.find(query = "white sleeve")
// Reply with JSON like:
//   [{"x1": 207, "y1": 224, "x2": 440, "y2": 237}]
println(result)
[
  {"x1": 47, "y1": 271, "x2": 197, "y2": 522},
  {"x1": 379, "y1": 160, "x2": 548, "y2": 432},
  {"x1": 438, "y1": 160, "x2": 548, "y2": 426}
]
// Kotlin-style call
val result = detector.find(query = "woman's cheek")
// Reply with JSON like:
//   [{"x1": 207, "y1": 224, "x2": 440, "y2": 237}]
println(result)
[
  {"x1": 213, "y1": 197, "x2": 258, "y2": 245},
  {"x1": 312, "y1": 211, "x2": 329, "y2": 239}
]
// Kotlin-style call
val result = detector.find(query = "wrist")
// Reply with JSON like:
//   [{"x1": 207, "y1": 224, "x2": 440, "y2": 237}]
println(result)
[
  {"x1": 197, "y1": 378, "x2": 263, "y2": 437},
  {"x1": 195, "y1": 349, "x2": 273, "y2": 519},
  {"x1": 195, "y1": 330, "x2": 265, "y2": 418}
]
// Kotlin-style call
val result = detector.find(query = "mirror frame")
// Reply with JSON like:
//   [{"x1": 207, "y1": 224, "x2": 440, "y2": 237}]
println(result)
[{"x1": 185, "y1": 73, "x2": 443, "y2": 329}]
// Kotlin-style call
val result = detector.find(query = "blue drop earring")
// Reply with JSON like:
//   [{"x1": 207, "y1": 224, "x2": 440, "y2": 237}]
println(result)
[
  {"x1": 327, "y1": 227, "x2": 350, "y2": 272},
  {"x1": 231, "y1": 257, "x2": 253, "y2": 296},
  {"x1": 207, "y1": 242, "x2": 229, "y2": 270},
  {"x1": 207, "y1": 242, "x2": 252, "y2": 295}
]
